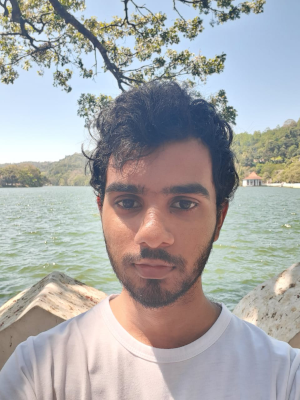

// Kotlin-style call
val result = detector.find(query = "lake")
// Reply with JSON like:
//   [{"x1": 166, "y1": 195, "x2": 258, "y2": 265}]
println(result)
[{"x1": 0, "y1": 186, "x2": 299, "y2": 310}]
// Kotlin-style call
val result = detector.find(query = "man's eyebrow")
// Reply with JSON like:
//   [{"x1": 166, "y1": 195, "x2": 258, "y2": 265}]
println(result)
[
  {"x1": 105, "y1": 182, "x2": 145, "y2": 194},
  {"x1": 162, "y1": 183, "x2": 210, "y2": 198},
  {"x1": 105, "y1": 182, "x2": 209, "y2": 198}
]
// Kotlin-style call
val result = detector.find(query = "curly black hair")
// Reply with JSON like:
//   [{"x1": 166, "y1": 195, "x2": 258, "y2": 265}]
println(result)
[{"x1": 84, "y1": 81, "x2": 239, "y2": 210}]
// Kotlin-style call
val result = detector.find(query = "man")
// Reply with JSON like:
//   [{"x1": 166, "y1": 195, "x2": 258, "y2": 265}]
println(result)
[{"x1": 0, "y1": 82, "x2": 300, "y2": 399}]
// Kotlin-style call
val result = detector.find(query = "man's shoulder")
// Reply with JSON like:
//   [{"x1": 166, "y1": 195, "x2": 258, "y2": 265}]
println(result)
[
  {"x1": 226, "y1": 307, "x2": 300, "y2": 363},
  {"x1": 0, "y1": 297, "x2": 111, "y2": 399}
]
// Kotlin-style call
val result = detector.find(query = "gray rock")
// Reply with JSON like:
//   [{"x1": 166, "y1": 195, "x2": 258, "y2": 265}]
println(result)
[
  {"x1": 0, "y1": 271, "x2": 106, "y2": 369},
  {"x1": 233, "y1": 263, "x2": 300, "y2": 348}
]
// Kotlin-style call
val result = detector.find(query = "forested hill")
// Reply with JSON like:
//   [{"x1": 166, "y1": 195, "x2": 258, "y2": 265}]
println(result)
[
  {"x1": 233, "y1": 118, "x2": 300, "y2": 183},
  {"x1": 44, "y1": 153, "x2": 90, "y2": 186},
  {"x1": 0, "y1": 153, "x2": 90, "y2": 187}
]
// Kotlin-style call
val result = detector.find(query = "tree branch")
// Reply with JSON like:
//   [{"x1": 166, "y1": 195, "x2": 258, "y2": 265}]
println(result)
[
  {"x1": 176, "y1": 0, "x2": 231, "y2": 16},
  {"x1": 9, "y1": 0, "x2": 40, "y2": 48},
  {"x1": 48, "y1": 0, "x2": 126, "y2": 91},
  {"x1": 122, "y1": 0, "x2": 139, "y2": 31},
  {"x1": 123, "y1": 0, "x2": 130, "y2": 23},
  {"x1": 0, "y1": 32, "x2": 22, "y2": 36},
  {"x1": 173, "y1": 0, "x2": 186, "y2": 20},
  {"x1": 0, "y1": 0, "x2": 9, "y2": 17},
  {"x1": 130, "y1": 0, "x2": 160, "y2": 21},
  {"x1": 3, "y1": 42, "x2": 59, "y2": 67}
]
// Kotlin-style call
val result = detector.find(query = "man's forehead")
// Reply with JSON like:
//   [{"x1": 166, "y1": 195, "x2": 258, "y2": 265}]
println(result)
[{"x1": 105, "y1": 138, "x2": 214, "y2": 197}]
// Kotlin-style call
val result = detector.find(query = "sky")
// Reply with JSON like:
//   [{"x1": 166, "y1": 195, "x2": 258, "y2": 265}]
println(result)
[{"x1": 0, "y1": 0, "x2": 300, "y2": 163}]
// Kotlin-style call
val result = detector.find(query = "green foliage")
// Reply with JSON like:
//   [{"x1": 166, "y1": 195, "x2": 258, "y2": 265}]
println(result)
[
  {"x1": 77, "y1": 93, "x2": 113, "y2": 128},
  {"x1": 233, "y1": 121, "x2": 300, "y2": 183},
  {"x1": 0, "y1": 164, "x2": 47, "y2": 187},
  {"x1": 0, "y1": 0, "x2": 265, "y2": 125},
  {"x1": 41, "y1": 152, "x2": 90, "y2": 185},
  {"x1": 280, "y1": 157, "x2": 300, "y2": 183},
  {"x1": 209, "y1": 89, "x2": 237, "y2": 125}
]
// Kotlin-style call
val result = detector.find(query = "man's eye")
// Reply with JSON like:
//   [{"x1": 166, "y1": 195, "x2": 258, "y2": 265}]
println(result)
[
  {"x1": 117, "y1": 199, "x2": 140, "y2": 209},
  {"x1": 171, "y1": 200, "x2": 197, "y2": 210}
]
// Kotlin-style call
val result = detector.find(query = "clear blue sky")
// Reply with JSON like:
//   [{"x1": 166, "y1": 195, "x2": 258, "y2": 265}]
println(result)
[{"x1": 1, "y1": 0, "x2": 299, "y2": 163}]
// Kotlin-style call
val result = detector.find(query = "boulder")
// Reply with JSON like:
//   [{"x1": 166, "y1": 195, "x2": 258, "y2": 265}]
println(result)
[
  {"x1": 233, "y1": 262, "x2": 300, "y2": 348},
  {"x1": 0, "y1": 271, "x2": 106, "y2": 369}
]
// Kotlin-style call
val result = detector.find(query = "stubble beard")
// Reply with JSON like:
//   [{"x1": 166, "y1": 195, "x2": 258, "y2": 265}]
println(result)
[{"x1": 103, "y1": 230, "x2": 216, "y2": 309}]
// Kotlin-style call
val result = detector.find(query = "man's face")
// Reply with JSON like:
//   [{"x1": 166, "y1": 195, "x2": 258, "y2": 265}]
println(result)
[{"x1": 101, "y1": 138, "x2": 227, "y2": 308}]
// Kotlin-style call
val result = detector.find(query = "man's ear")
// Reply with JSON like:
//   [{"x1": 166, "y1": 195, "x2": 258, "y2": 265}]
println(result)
[
  {"x1": 96, "y1": 195, "x2": 102, "y2": 214},
  {"x1": 213, "y1": 201, "x2": 229, "y2": 242}
]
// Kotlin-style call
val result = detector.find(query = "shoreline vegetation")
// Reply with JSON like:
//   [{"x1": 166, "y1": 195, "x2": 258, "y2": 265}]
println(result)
[{"x1": 1, "y1": 119, "x2": 300, "y2": 188}]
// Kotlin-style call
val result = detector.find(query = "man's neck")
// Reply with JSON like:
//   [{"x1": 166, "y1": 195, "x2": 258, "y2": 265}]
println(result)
[{"x1": 109, "y1": 281, "x2": 221, "y2": 349}]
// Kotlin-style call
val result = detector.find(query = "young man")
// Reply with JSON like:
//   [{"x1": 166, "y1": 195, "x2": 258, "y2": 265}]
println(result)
[{"x1": 0, "y1": 82, "x2": 300, "y2": 399}]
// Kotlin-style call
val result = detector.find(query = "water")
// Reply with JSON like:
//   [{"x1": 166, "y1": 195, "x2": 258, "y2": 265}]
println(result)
[{"x1": 0, "y1": 186, "x2": 299, "y2": 310}]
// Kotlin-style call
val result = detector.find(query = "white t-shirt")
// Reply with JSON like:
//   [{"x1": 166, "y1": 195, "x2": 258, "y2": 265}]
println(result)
[{"x1": 1, "y1": 295, "x2": 300, "y2": 400}]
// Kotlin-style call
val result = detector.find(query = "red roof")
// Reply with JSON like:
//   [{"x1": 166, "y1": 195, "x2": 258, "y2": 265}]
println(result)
[{"x1": 244, "y1": 171, "x2": 262, "y2": 180}]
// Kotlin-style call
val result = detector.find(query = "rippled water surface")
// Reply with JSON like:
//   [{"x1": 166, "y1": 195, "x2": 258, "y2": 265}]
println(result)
[{"x1": 0, "y1": 186, "x2": 299, "y2": 310}]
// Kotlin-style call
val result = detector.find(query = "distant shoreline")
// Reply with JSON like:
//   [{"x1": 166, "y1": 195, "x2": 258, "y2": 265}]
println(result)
[{"x1": 264, "y1": 183, "x2": 300, "y2": 189}]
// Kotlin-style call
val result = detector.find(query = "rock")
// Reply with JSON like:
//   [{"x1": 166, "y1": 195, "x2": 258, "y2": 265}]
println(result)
[
  {"x1": 0, "y1": 271, "x2": 106, "y2": 369},
  {"x1": 233, "y1": 263, "x2": 300, "y2": 348}
]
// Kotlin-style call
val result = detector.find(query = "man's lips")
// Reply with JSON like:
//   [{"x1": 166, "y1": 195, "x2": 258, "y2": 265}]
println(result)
[{"x1": 134, "y1": 261, "x2": 174, "y2": 279}]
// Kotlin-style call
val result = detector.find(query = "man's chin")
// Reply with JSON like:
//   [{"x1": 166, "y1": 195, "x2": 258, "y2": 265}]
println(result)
[{"x1": 122, "y1": 278, "x2": 197, "y2": 309}]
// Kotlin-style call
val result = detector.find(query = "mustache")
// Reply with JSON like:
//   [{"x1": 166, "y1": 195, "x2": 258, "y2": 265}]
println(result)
[{"x1": 122, "y1": 247, "x2": 186, "y2": 270}]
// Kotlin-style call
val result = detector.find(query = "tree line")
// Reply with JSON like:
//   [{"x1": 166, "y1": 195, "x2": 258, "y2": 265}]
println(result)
[{"x1": 0, "y1": 164, "x2": 48, "y2": 187}]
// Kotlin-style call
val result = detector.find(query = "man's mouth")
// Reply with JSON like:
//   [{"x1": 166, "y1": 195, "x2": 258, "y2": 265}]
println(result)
[{"x1": 134, "y1": 260, "x2": 174, "y2": 279}]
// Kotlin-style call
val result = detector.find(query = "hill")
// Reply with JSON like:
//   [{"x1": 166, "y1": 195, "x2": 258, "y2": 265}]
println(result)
[
  {"x1": 45, "y1": 153, "x2": 90, "y2": 186},
  {"x1": 232, "y1": 118, "x2": 300, "y2": 183},
  {"x1": 0, "y1": 153, "x2": 90, "y2": 187}
]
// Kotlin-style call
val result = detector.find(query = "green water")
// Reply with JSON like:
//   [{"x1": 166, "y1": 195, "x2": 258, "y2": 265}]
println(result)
[{"x1": 0, "y1": 186, "x2": 299, "y2": 310}]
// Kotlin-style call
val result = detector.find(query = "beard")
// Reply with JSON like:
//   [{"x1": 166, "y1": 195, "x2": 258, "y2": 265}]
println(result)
[{"x1": 103, "y1": 229, "x2": 216, "y2": 309}]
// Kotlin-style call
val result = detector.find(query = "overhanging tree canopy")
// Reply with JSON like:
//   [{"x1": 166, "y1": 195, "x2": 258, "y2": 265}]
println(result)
[{"x1": 0, "y1": 0, "x2": 265, "y2": 125}]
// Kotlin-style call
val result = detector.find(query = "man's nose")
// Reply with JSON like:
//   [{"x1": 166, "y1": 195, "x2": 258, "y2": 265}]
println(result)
[{"x1": 134, "y1": 208, "x2": 174, "y2": 248}]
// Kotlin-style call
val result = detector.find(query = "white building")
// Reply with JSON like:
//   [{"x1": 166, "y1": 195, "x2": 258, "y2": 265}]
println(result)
[{"x1": 242, "y1": 171, "x2": 263, "y2": 187}]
